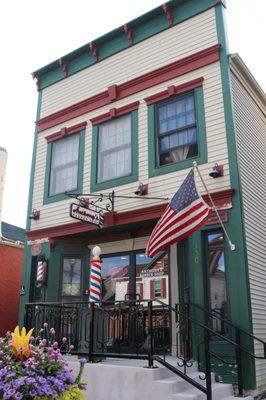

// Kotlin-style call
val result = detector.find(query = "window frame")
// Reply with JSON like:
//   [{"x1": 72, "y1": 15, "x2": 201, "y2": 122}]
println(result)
[
  {"x1": 43, "y1": 129, "x2": 85, "y2": 205},
  {"x1": 90, "y1": 110, "x2": 139, "y2": 192},
  {"x1": 148, "y1": 86, "x2": 207, "y2": 178}
]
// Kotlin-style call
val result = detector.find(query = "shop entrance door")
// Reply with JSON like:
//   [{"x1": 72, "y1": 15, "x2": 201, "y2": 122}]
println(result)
[{"x1": 60, "y1": 256, "x2": 84, "y2": 303}]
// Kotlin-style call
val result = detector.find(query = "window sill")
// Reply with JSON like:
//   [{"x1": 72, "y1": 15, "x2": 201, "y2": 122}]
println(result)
[
  {"x1": 91, "y1": 173, "x2": 138, "y2": 192},
  {"x1": 149, "y1": 154, "x2": 207, "y2": 178},
  {"x1": 43, "y1": 189, "x2": 78, "y2": 205}
]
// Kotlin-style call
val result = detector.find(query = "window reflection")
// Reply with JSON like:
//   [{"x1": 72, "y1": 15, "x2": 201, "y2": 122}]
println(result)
[
  {"x1": 101, "y1": 255, "x2": 130, "y2": 302},
  {"x1": 136, "y1": 252, "x2": 169, "y2": 303},
  {"x1": 208, "y1": 233, "x2": 228, "y2": 334}
]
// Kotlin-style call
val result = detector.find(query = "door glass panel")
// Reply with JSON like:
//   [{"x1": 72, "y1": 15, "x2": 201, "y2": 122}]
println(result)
[
  {"x1": 101, "y1": 255, "x2": 130, "y2": 302},
  {"x1": 208, "y1": 232, "x2": 228, "y2": 334},
  {"x1": 136, "y1": 252, "x2": 169, "y2": 303},
  {"x1": 61, "y1": 258, "x2": 82, "y2": 300}
]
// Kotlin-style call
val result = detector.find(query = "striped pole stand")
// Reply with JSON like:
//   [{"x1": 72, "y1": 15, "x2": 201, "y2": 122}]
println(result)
[
  {"x1": 36, "y1": 261, "x2": 45, "y2": 282},
  {"x1": 89, "y1": 246, "x2": 102, "y2": 305}
]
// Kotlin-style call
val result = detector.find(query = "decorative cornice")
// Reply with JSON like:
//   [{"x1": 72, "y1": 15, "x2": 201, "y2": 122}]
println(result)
[
  {"x1": 59, "y1": 58, "x2": 68, "y2": 77},
  {"x1": 144, "y1": 77, "x2": 204, "y2": 105},
  {"x1": 123, "y1": 24, "x2": 133, "y2": 45},
  {"x1": 162, "y1": 4, "x2": 173, "y2": 27},
  {"x1": 45, "y1": 121, "x2": 87, "y2": 142},
  {"x1": 90, "y1": 101, "x2": 140, "y2": 125},
  {"x1": 89, "y1": 42, "x2": 99, "y2": 62},
  {"x1": 37, "y1": 44, "x2": 221, "y2": 132},
  {"x1": 108, "y1": 84, "x2": 118, "y2": 101},
  {"x1": 27, "y1": 187, "x2": 233, "y2": 240},
  {"x1": 31, "y1": 72, "x2": 41, "y2": 90}
]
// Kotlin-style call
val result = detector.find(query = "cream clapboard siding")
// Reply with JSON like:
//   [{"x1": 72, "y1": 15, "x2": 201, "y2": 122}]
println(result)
[
  {"x1": 40, "y1": 8, "x2": 217, "y2": 118},
  {"x1": 230, "y1": 69, "x2": 266, "y2": 389},
  {"x1": 31, "y1": 60, "x2": 231, "y2": 230}
]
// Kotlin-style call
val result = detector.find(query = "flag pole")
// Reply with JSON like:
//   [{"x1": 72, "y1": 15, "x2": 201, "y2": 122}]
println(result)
[{"x1": 193, "y1": 161, "x2": 236, "y2": 251}]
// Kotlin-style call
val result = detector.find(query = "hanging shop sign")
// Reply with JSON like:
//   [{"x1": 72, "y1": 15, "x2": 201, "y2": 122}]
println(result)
[{"x1": 70, "y1": 203, "x2": 104, "y2": 228}]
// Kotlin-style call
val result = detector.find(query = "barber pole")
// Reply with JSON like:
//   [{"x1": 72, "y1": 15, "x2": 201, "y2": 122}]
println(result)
[
  {"x1": 36, "y1": 259, "x2": 45, "y2": 283},
  {"x1": 89, "y1": 246, "x2": 102, "y2": 304}
]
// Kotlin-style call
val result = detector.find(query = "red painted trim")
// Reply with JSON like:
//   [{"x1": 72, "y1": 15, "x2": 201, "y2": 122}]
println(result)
[
  {"x1": 46, "y1": 121, "x2": 87, "y2": 142},
  {"x1": 90, "y1": 101, "x2": 140, "y2": 125},
  {"x1": 27, "y1": 188, "x2": 233, "y2": 241},
  {"x1": 108, "y1": 84, "x2": 118, "y2": 101},
  {"x1": 162, "y1": 4, "x2": 173, "y2": 27},
  {"x1": 89, "y1": 42, "x2": 98, "y2": 62},
  {"x1": 59, "y1": 58, "x2": 68, "y2": 78},
  {"x1": 123, "y1": 24, "x2": 133, "y2": 45},
  {"x1": 37, "y1": 44, "x2": 221, "y2": 132},
  {"x1": 144, "y1": 77, "x2": 204, "y2": 105}
]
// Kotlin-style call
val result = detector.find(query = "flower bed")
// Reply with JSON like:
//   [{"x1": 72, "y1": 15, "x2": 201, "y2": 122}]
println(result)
[{"x1": 0, "y1": 325, "x2": 87, "y2": 399}]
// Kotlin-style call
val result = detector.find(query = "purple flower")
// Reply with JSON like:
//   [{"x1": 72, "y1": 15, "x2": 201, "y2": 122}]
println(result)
[
  {"x1": 79, "y1": 358, "x2": 87, "y2": 365},
  {"x1": 50, "y1": 328, "x2": 55, "y2": 335},
  {"x1": 53, "y1": 341, "x2": 58, "y2": 347}
]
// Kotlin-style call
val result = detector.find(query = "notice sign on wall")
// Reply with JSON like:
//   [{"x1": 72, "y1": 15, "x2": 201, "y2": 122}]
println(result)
[{"x1": 70, "y1": 203, "x2": 104, "y2": 228}]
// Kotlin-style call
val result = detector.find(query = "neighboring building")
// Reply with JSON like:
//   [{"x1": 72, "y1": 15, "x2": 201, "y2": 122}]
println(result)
[{"x1": 20, "y1": 0, "x2": 266, "y2": 397}]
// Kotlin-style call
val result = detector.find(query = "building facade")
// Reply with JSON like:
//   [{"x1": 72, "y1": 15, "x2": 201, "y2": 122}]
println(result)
[{"x1": 20, "y1": 0, "x2": 266, "y2": 395}]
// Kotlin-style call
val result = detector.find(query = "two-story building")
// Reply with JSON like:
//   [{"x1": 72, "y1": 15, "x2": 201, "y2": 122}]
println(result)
[{"x1": 20, "y1": 0, "x2": 266, "y2": 398}]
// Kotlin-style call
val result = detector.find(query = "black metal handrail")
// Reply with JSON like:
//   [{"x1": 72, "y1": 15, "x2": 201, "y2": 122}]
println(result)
[{"x1": 187, "y1": 302, "x2": 266, "y2": 359}]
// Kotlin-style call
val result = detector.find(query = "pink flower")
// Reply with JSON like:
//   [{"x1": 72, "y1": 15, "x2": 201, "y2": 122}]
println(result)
[
  {"x1": 0, "y1": 350, "x2": 3, "y2": 356},
  {"x1": 50, "y1": 328, "x2": 55, "y2": 335},
  {"x1": 69, "y1": 345, "x2": 74, "y2": 350},
  {"x1": 8, "y1": 340, "x2": 14, "y2": 347},
  {"x1": 53, "y1": 341, "x2": 58, "y2": 347},
  {"x1": 62, "y1": 337, "x2": 67, "y2": 343},
  {"x1": 43, "y1": 322, "x2": 48, "y2": 328}
]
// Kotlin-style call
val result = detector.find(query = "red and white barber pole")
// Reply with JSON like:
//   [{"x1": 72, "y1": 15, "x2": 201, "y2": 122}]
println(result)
[
  {"x1": 89, "y1": 246, "x2": 102, "y2": 305},
  {"x1": 36, "y1": 259, "x2": 46, "y2": 283}
]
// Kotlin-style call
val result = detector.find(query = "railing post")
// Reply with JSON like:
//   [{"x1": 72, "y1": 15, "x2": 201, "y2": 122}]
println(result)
[
  {"x1": 89, "y1": 302, "x2": 95, "y2": 362},
  {"x1": 147, "y1": 300, "x2": 154, "y2": 368},
  {"x1": 235, "y1": 328, "x2": 244, "y2": 396},
  {"x1": 204, "y1": 329, "x2": 212, "y2": 400}
]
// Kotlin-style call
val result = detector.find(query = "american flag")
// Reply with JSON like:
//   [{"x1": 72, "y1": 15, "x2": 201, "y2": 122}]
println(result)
[{"x1": 146, "y1": 169, "x2": 210, "y2": 258}]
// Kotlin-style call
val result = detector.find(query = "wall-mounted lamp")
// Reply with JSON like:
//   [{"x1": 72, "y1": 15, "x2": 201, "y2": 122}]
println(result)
[
  {"x1": 134, "y1": 182, "x2": 148, "y2": 196},
  {"x1": 20, "y1": 285, "x2": 25, "y2": 296},
  {"x1": 29, "y1": 209, "x2": 40, "y2": 220},
  {"x1": 209, "y1": 163, "x2": 224, "y2": 178}
]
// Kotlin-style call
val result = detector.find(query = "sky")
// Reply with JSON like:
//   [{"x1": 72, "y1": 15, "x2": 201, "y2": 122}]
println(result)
[{"x1": 0, "y1": 0, "x2": 265, "y2": 229}]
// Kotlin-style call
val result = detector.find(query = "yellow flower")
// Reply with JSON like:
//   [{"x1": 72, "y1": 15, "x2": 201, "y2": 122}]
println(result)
[{"x1": 11, "y1": 326, "x2": 34, "y2": 360}]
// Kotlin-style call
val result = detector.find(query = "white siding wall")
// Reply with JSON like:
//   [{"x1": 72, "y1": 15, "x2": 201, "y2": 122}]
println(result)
[
  {"x1": 31, "y1": 61, "x2": 231, "y2": 230},
  {"x1": 40, "y1": 8, "x2": 218, "y2": 118},
  {"x1": 230, "y1": 70, "x2": 266, "y2": 389}
]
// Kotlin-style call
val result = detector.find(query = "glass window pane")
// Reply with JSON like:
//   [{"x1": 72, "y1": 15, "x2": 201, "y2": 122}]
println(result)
[
  {"x1": 101, "y1": 255, "x2": 130, "y2": 302},
  {"x1": 208, "y1": 233, "x2": 228, "y2": 334},
  {"x1": 49, "y1": 135, "x2": 79, "y2": 196},
  {"x1": 61, "y1": 258, "x2": 81, "y2": 297},
  {"x1": 136, "y1": 253, "x2": 169, "y2": 303},
  {"x1": 97, "y1": 115, "x2": 132, "y2": 183}
]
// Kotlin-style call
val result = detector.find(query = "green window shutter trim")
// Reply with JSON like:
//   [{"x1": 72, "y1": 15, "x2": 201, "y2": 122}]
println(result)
[
  {"x1": 90, "y1": 110, "x2": 139, "y2": 192},
  {"x1": 43, "y1": 130, "x2": 85, "y2": 204},
  {"x1": 148, "y1": 86, "x2": 207, "y2": 178}
]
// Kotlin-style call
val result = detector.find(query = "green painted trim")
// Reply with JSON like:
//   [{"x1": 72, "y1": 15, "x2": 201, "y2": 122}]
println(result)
[
  {"x1": 214, "y1": 4, "x2": 255, "y2": 389},
  {"x1": 26, "y1": 91, "x2": 42, "y2": 230},
  {"x1": 148, "y1": 87, "x2": 207, "y2": 178},
  {"x1": 43, "y1": 130, "x2": 85, "y2": 204},
  {"x1": 90, "y1": 110, "x2": 139, "y2": 192},
  {"x1": 35, "y1": 0, "x2": 217, "y2": 90}
]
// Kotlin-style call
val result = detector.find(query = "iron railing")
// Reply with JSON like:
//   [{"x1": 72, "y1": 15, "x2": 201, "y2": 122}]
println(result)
[{"x1": 24, "y1": 300, "x2": 266, "y2": 400}]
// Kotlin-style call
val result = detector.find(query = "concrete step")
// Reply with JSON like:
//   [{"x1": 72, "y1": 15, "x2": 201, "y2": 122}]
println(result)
[{"x1": 171, "y1": 382, "x2": 233, "y2": 400}]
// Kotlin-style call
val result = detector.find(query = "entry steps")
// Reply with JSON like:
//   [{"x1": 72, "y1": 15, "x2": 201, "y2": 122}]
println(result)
[{"x1": 68, "y1": 357, "x2": 253, "y2": 400}]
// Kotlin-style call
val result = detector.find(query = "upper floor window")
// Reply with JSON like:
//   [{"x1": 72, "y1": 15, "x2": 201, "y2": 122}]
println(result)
[
  {"x1": 147, "y1": 82, "x2": 207, "y2": 178},
  {"x1": 157, "y1": 93, "x2": 197, "y2": 167},
  {"x1": 90, "y1": 108, "x2": 139, "y2": 192},
  {"x1": 97, "y1": 114, "x2": 132, "y2": 183},
  {"x1": 49, "y1": 134, "x2": 79, "y2": 196}
]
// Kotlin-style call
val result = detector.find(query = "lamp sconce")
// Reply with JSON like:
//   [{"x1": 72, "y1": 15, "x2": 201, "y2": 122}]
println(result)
[
  {"x1": 209, "y1": 163, "x2": 224, "y2": 178},
  {"x1": 20, "y1": 285, "x2": 26, "y2": 296},
  {"x1": 134, "y1": 182, "x2": 148, "y2": 196},
  {"x1": 29, "y1": 209, "x2": 40, "y2": 220}
]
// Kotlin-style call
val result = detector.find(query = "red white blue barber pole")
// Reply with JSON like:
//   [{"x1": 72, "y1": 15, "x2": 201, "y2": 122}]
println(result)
[
  {"x1": 36, "y1": 260, "x2": 45, "y2": 283},
  {"x1": 89, "y1": 246, "x2": 102, "y2": 305}
]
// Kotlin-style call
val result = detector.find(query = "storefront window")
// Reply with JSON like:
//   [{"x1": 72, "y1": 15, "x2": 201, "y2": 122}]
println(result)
[
  {"x1": 61, "y1": 258, "x2": 82, "y2": 299},
  {"x1": 101, "y1": 255, "x2": 130, "y2": 302},
  {"x1": 136, "y1": 252, "x2": 169, "y2": 303},
  {"x1": 208, "y1": 232, "x2": 228, "y2": 334}
]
